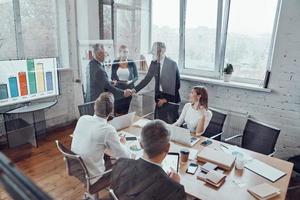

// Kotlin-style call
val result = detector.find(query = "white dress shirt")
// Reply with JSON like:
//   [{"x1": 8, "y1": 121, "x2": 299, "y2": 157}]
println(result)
[
  {"x1": 117, "y1": 67, "x2": 130, "y2": 81},
  {"x1": 71, "y1": 115, "x2": 130, "y2": 184},
  {"x1": 158, "y1": 55, "x2": 165, "y2": 91},
  {"x1": 173, "y1": 103, "x2": 212, "y2": 134}
]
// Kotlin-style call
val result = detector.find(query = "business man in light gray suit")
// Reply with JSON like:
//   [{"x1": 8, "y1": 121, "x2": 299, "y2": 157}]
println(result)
[
  {"x1": 85, "y1": 44, "x2": 132, "y2": 102},
  {"x1": 133, "y1": 42, "x2": 181, "y2": 123}
]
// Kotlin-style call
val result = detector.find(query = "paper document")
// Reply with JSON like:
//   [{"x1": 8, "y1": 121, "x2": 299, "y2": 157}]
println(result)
[{"x1": 132, "y1": 118, "x2": 150, "y2": 128}]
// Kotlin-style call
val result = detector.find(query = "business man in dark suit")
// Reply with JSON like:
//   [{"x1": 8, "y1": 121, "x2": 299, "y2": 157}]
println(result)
[
  {"x1": 85, "y1": 44, "x2": 132, "y2": 102},
  {"x1": 111, "y1": 120, "x2": 186, "y2": 200},
  {"x1": 133, "y1": 42, "x2": 181, "y2": 124}
]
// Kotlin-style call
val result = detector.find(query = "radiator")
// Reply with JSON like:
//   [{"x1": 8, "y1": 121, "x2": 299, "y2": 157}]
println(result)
[{"x1": 215, "y1": 107, "x2": 249, "y2": 140}]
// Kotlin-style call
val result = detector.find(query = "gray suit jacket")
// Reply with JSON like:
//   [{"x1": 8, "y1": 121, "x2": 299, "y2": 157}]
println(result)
[
  {"x1": 111, "y1": 158, "x2": 186, "y2": 200},
  {"x1": 134, "y1": 57, "x2": 181, "y2": 103},
  {"x1": 85, "y1": 58, "x2": 124, "y2": 102}
]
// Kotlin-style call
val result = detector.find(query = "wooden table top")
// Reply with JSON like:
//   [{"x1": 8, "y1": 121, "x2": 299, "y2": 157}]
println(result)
[{"x1": 121, "y1": 119, "x2": 293, "y2": 200}]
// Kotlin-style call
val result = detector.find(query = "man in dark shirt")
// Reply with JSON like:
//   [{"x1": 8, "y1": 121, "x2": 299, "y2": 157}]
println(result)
[
  {"x1": 85, "y1": 44, "x2": 132, "y2": 102},
  {"x1": 111, "y1": 120, "x2": 186, "y2": 200}
]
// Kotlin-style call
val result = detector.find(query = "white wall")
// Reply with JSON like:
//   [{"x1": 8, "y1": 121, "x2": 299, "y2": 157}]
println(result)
[{"x1": 180, "y1": 0, "x2": 300, "y2": 159}]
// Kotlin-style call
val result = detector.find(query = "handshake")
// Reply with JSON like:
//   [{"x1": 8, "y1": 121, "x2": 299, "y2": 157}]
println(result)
[{"x1": 123, "y1": 89, "x2": 136, "y2": 97}]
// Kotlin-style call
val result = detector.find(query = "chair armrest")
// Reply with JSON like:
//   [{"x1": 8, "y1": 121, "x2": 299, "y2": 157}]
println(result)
[
  {"x1": 268, "y1": 149, "x2": 276, "y2": 157},
  {"x1": 86, "y1": 169, "x2": 112, "y2": 180},
  {"x1": 210, "y1": 131, "x2": 223, "y2": 140},
  {"x1": 224, "y1": 134, "x2": 243, "y2": 142}
]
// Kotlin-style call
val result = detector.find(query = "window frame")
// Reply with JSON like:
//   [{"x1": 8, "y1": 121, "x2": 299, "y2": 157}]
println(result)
[
  {"x1": 151, "y1": 0, "x2": 282, "y2": 86},
  {"x1": 5, "y1": 0, "x2": 69, "y2": 68}
]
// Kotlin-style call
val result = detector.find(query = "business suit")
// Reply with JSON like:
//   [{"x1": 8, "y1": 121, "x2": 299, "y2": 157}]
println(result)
[
  {"x1": 111, "y1": 158, "x2": 186, "y2": 200},
  {"x1": 85, "y1": 58, "x2": 124, "y2": 102},
  {"x1": 111, "y1": 60, "x2": 138, "y2": 114},
  {"x1": 134, "y1": 57, "x2": 181, "y2": 123}
]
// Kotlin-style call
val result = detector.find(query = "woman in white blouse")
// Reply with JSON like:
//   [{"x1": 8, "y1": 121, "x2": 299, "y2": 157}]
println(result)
[{"x1": 173, "y1": 86, "x2": 212, "y2": 136}]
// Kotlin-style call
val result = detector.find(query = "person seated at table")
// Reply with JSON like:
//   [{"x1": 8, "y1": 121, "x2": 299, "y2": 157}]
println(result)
[
  {"x1": 71, "y1": 92, "x2": 130, "y2": 184},
  {"x1": 111, "y1": 45, "x2": 138, "y2": 116},
  {"x1": 173, "y1": 86, "x2": 212, "y2": 136},
  {"x1": 111, "y1": 120, "x2": 186, "y2": 200}
]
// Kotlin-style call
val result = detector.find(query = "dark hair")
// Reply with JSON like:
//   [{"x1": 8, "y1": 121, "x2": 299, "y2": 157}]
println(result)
[
  {"x1": 94, "y1": 92, "x2": 114, "y2": 118},
  {"x1": 141, "y1": 120, "x2": 170, "y2": 158},
  {"x1": 193, "y1": 86, "x2": 208, "y2": 109}
]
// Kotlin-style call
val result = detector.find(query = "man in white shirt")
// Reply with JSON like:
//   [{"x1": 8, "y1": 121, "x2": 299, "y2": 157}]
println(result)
[{"x1": 71, "y1": 92, "x2": 130, "y2": 184}]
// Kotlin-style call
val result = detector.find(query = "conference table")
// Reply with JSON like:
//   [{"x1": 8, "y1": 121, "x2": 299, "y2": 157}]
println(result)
[{"x1": 119, "y1": 117, "x2": 293, "y2": 200}]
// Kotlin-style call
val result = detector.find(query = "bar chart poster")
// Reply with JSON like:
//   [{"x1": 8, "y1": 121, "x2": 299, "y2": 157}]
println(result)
[{"x1": 0, "y1": 58, "x2": 59, "y2": 107}]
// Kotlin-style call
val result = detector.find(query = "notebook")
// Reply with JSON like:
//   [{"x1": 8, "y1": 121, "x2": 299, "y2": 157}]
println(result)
[
  {"x1": 197, "y1": 148, "x2": 235, "y2": 171},
  {"x1": 197, "y1": 170, "x2": 226, "y2": 188},
  {"x1": 245, "y1": 159, "x2": 286, "y2": 182},
  {"x1": 247, "y1": 183, "x2": 280, "y2": 200},
  {"x1": 201, "y1": 162, "x2": 218, "y2": 173}
]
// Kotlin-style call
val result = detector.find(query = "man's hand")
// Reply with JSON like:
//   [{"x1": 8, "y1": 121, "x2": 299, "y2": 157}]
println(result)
[
  {"x1": 168, "y1": 168, "x2": 180, "y2": 183},
  {"x1": 112, "y1": 80, "x2": 117, "y2": 86},
  {"x1": 124, "y1": 89, "x2": 132, "y2": 97},
  {"x1": 157, "y1": 98, "x2": 167, "y2": 107}
]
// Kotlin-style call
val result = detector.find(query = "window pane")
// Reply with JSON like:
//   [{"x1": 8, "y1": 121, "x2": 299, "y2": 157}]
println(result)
[
  {"x1": 20, "y1": 0, "x2": 58, "y2": 58},
  {"x1": 0, "y1": 0, "x2": 17, "y2": 60},
  {"x1": 185, "y1": 0, "x2": 218, "y2": 70},
  {"x1": 152, "y1": 0, "x2": 179, "y2": 63},
  {"x1": 225, "y1": 0, "x2": 278, "y2": 80},
  {"x1": 103, "y1": 5, "x2": 113, "y2": 39}
]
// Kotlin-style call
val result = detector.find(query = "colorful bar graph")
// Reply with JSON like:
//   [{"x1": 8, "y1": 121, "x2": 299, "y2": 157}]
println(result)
[
  {"x1": 46, "y1": 72, "x2": 53, "y2": 91},
  {"x1": 0, "y1": 83, "x2": 9, "y2": 100},
  {"x1": 27, "y1": 59, "x2": 37, "y2": 94},
  {"x1": 18, "y1": 72, "x2": 28, "y2": 96},
  {"x1": 8, "y1": 77, "x2": 19, "y2": 97},
  {"x1": 35, "y1": 63, "x2": 45, "y2": 93}
]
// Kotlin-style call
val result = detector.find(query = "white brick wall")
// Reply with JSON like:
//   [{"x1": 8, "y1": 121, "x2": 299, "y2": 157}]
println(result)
[{"x1": 180, "y1": 0, "x2": 300, "y2": 159}]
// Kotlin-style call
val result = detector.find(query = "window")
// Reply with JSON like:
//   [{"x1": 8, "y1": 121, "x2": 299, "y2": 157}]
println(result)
[
  {"x1": 152, "y1": 0, "x2": 180, "y2": 63},
  {"x1": 0, "y1": 0, "x2": 17, "y2": 60},
  {"x1": 225, "y1": 0, "x2": 278, "y2": 81},
  {"x1": 151, "y1": 0, "x2": 280, "y2": 85},
  {"x1": 0, "y1": 0, "x2": 68, "y2": 68},
  {"x1": 185, "y1": 0, "x2": 218, "y2": 71}
]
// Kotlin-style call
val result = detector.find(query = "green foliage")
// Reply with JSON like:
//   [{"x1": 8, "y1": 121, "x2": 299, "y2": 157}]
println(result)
[{"x1": 224, "y1": 63, "x2": 234, "y2": 74}]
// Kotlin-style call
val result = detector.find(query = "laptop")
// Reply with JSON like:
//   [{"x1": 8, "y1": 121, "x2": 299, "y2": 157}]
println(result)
[
  {"x1": 109, "y1": 112, "x2": 136, "y2": 131},
  {"x1": 168, "y1": 125, "x2": 200, "y2": 147}
]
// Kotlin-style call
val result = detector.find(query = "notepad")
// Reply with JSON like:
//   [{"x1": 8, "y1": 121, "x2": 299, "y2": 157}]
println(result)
[
  {"x1": 132, "y1": 119, "x2": 150, "y2": 128},
  {"x1": 197, "y1": 170, "x2": 226, "y2": 188},
  {"x1": 245, "y1": 159, "x2": 286, "y2": 182},
  {"x1": 201, "y1": 162, "x2": 218, "y2": 173},
  {"x1": 248, "y1": 183, "x2": 280, "y2": 200}
]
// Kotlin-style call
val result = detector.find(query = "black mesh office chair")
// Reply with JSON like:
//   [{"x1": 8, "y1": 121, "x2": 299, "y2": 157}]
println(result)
[
  {"x1": 225, "y1": 118, "x2": 280, "y2": 156},
  {"x1": 202, "y1": 108, "x2": 227, "y2": 141},
  {"x1": 55, "y1": 140, "x2": 112, "y2": 200},
  {"x1": 78, "y1": 101, "x2": 95, "y2": 116}
]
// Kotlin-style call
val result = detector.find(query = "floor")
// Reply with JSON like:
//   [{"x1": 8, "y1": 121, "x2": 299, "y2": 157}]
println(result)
[
  {"x1": 0, "y1": 124, "x2": 109, "y2": 200},
  {"x1": 0, "y1": 124, "x2": 299, "y2": 200}
]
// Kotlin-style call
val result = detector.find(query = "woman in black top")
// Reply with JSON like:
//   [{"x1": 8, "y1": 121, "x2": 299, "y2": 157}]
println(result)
[{"x1": 111, "y1": 45, "x2": 138, "y2": 115}]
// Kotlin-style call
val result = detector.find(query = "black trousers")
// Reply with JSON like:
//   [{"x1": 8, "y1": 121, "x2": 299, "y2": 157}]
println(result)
[{"x1": 154, "y1": 103, "x2": 179, "y2": 124}]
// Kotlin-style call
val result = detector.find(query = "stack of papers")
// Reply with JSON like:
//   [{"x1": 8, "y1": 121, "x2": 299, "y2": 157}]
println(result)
[
  {"x1": 201, "y1": 162, "x2": 218, "y2": 173},
  {"x1": 197, "y1": 170, "x2": 226, "y2": 188},
  {"x1": 247, "y1": 183, "x2": 280, "y2": 200}
]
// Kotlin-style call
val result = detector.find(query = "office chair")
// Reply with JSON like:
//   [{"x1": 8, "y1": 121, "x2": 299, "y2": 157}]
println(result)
[
  {"x1": 202, "y1": 108, "x2": 227, "y2": 141},
  {"x1": 287, "y1": 155, "x2": 300, "y2": 192},
  {"x1": 225, "y1": 118, "x2": 280, "y2": 156},
  {"x1": 55, "y1": 140, "x2": 112, "y2": 200},
  {"x1": 78, "y1": 101, "x2": 95, "y2": 116}
]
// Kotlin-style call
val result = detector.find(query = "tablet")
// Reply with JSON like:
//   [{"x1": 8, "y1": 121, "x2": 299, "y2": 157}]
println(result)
[{"x1": 162, "y1": 152, "x2": 180, "y2": 173}]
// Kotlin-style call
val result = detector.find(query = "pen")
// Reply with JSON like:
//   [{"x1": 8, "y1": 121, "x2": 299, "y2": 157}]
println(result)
[{"x1": 220, "y1": 143, "x2": 229, "y2": 149}]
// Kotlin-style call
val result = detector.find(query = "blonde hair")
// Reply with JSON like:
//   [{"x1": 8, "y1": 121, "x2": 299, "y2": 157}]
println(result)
[{"x1": 94, "y1": 92, "x2": 114, "y2": 118}]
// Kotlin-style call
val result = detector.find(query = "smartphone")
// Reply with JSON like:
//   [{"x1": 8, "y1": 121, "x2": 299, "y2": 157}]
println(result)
[
  {"x1": 126, "y1": 136, "x2": 137, "y2": 141},
  {"x1": 186, "y1": 163, "x2": 198, "y2": 175},
  {"x1": 201, "y1": 139, "x2": 212, "y2": 146}
]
